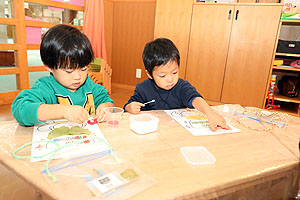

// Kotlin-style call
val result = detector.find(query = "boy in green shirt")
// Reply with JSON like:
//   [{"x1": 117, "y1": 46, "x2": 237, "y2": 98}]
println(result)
[{"x1": 12, "y1": 24, "x2": 113, "y2": 126}]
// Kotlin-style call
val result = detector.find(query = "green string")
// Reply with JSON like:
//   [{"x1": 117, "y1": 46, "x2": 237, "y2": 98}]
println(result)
[
  {"x1": 95, "y1": 137, "x2": 122, "y2": 164},
  {"x1": 12, "y1": 140, "x2": 60, "y2": 159},
  {"x1": 12, "y1": 139, "x2": 60, "y2": 182},
  {"x1": 12, "y1": 136, "x2": 120, "y2": 182}
]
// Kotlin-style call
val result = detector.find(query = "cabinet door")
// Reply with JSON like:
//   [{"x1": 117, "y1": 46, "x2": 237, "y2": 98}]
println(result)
[
  {"x1": 154, "y1": 0, "x2": 193, "y2": 79},
  {"x1": 186, "y1": 5, "x2": 234, "y2": 102},
  {"x1": 221, "y1": 5, "x2": 282, "y2": 107}
]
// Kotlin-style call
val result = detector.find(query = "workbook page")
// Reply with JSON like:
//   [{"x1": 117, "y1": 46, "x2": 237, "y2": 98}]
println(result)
[
  {"x1": 31, "y1": 120, "x2": 110, "y2": 162},
  {"x1": 165, "y1": 109, "x2": 240, "y2": 136}
]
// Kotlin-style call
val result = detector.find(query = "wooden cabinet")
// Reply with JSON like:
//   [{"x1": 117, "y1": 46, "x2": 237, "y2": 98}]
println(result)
[
  {"x1": 154, "y1": 0, "x2": 193, "y2": 79},
  {"x1": 265, "y1": 20, "x2": 300, "y2": 116},
  {"x1": 186, "y1": 4, "x2": 282, "y2": 108},
  {"x1": 186, "y1": 4, "x2": 233, "y2": 102}
]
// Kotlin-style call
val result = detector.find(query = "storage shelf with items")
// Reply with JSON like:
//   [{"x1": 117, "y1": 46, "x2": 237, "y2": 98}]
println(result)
[
  {"x1": 265, "y1": 19, "x2": 300, "y2": 116},
  {"x1": 0, "y1": 0, "x2": 84, "y2": 105}
]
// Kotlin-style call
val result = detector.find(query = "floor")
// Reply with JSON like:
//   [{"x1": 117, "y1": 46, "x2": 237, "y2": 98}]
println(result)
[{"x1": 0, "y1": 85, "x2": 134, "y2": 200}]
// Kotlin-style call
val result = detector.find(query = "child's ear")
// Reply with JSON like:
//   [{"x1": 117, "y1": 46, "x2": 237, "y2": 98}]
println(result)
[
  {"x1": 146, "y1": 70, "x2": 152, "y2": 79},
  {"x1": 45, "y1": 66, "x2": 53, "y2": 73},
  {"x1": 87, "y1": 65, "x2": 91, "y2": 71}
]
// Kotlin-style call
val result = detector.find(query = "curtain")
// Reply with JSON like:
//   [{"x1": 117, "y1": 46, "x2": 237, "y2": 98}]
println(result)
[{"x1": 83, "y1": 0, "x2": 107, "y2": 61}]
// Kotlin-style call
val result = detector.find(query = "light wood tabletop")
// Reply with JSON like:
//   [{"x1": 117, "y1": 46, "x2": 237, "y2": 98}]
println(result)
[{"x1": 0, "y1": 108, "x2": 299, "y2": 200}]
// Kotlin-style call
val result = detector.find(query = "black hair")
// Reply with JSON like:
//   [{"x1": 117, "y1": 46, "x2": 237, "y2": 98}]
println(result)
[
  {"x1": 40, "y1": 24, "x2": 94, "y2": 69},
  {"x1": 142, "y1": 38, "x2": 180, "y2": 77}
]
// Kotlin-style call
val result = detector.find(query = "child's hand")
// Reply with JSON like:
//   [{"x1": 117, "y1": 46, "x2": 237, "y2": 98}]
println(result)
[
  {"x1": 95, "y1": 106, "x2": 106, "y2": 122},
  {"x1": 125, "y1": 102, "x2": 144, "y2": 114},
  {"x1": 63, "y1": 105, "x2": 89, "y2": 124},
  {"x1": 206, "y1": 110, "x2": 231, "y2": 132},
  {"x1": 95, "y1": 102, "x2": 114, "y2": 122}
]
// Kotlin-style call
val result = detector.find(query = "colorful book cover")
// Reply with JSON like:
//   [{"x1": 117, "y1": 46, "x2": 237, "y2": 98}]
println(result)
[{"x1": 282, "y1": 0, "x2": 300, "y2": 20}]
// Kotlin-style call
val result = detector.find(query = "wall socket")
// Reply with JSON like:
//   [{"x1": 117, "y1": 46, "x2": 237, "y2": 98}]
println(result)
[{"x1": 136, "y1": 68, "x2": 142, "y2": 78}]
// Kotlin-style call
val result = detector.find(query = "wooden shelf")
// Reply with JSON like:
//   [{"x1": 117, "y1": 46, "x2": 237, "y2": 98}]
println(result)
[
  {"x1": 269, "y1": 106, "x2": 299, "y2": 116},
  {"x1": 273, "y1": 65, "x2": 300, "y2": 72},
  {"x1": 275, "y1": 52, "x2": 300, "y2": 57},
  {"x1": 266, "y1": 18, "x2": 300, "y2": 116},
  {"x1": 281, "y1": 19, "x2": 300, "y2": 25},
  {"x1": 0, "y1": 0, "x2": 85, "y2": 105},
  {"x1": 273, "y1": 94, "x2": 300, "y2": 104},
  {"x1": 266, "y1": 99, "x2": 300, "y2": 115}
]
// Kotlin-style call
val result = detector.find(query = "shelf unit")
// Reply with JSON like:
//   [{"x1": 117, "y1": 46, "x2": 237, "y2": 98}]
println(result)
[
  {"x1": 0, "y1": 0, "x2": 84, "y2": 105},
  {"x1": 266, "y1": 19, "x2": 300, "y2": 116}
]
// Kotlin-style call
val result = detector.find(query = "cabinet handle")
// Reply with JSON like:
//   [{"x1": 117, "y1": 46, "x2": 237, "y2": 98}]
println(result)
[
  {"x1": 235, "y1": 10, "x2": 239, "y2": 20},
  {"x1": 228, "y1": 10, "x2": 232, "y2": 20}
]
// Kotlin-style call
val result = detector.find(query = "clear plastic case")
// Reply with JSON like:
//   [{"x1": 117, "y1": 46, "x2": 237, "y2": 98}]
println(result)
[{"x1": 180, "y1": 146, "x2": 216, "y2": 165}]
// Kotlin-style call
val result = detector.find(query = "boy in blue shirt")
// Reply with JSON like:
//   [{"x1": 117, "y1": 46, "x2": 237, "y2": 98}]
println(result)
[
  {"x1": 124, "y1": 38, "x2": 229, "y2": 131},
  {"x1": 12, "y1": 24, "x2": 113, "y2": 126}
]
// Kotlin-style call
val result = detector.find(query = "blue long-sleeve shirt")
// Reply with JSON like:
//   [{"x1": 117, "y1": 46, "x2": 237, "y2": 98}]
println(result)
[{"x1": 124, "y1": 78, "x2": 202, "y2": 111}]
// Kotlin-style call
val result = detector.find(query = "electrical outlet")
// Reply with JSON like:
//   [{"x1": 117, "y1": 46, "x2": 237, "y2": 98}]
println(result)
[{"x1": 136, "y1": 68, "x2": 142, "y2": 78}]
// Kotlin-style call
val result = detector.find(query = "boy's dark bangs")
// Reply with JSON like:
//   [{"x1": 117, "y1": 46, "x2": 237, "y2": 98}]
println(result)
[
  {"x1": 153, "y1": 55, "x2": 178, "y2": 68},
  {"x1": 56, "y1": 44, "x2": 93, "y2": 70}
]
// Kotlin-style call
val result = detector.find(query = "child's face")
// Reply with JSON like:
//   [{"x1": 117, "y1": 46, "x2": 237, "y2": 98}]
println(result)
[
  {"x1": 148, "y1": 60, "x2": 179, "y2": 90},
  {"x1": 46, "y1": 66, "x2": 88, "y2": 92}
]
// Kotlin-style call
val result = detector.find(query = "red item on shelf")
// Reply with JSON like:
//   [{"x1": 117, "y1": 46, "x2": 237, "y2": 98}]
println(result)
[{"x1": 290, "y1": 60, "x2": 300, "y2": 69}]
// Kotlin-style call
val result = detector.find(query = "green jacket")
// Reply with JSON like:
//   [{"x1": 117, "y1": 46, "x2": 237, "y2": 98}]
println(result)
[{"x1": 11, "y1": 75, "x2": 113, "y2": 126}]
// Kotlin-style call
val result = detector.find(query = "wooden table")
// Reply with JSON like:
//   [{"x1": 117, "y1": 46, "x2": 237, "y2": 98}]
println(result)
[{"x1": 0, "y1": 108, "x2": 299, "y2": 199}]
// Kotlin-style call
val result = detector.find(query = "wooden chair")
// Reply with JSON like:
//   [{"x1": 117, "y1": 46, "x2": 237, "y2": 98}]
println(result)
[{"x1": 88, "y1": 59, "x2": 112, "y2": 94}]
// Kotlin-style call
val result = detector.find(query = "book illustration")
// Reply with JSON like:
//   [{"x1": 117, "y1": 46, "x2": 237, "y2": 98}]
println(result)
[
  {"x1": 47, "y1": 126, "x2": 92, "y2": 139},
  {"x1": 31, "y1": 120, "x2": 110, "y2": 162},
  {"x1": 36, "y1": 120, "x2": 87, "y2": 132},
  {"x1": 169, "y1": 109, "x2": 209, "y2": 129},
  {"x1": 165, "y1": 109, "x2": 240, "y2": 136}
]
